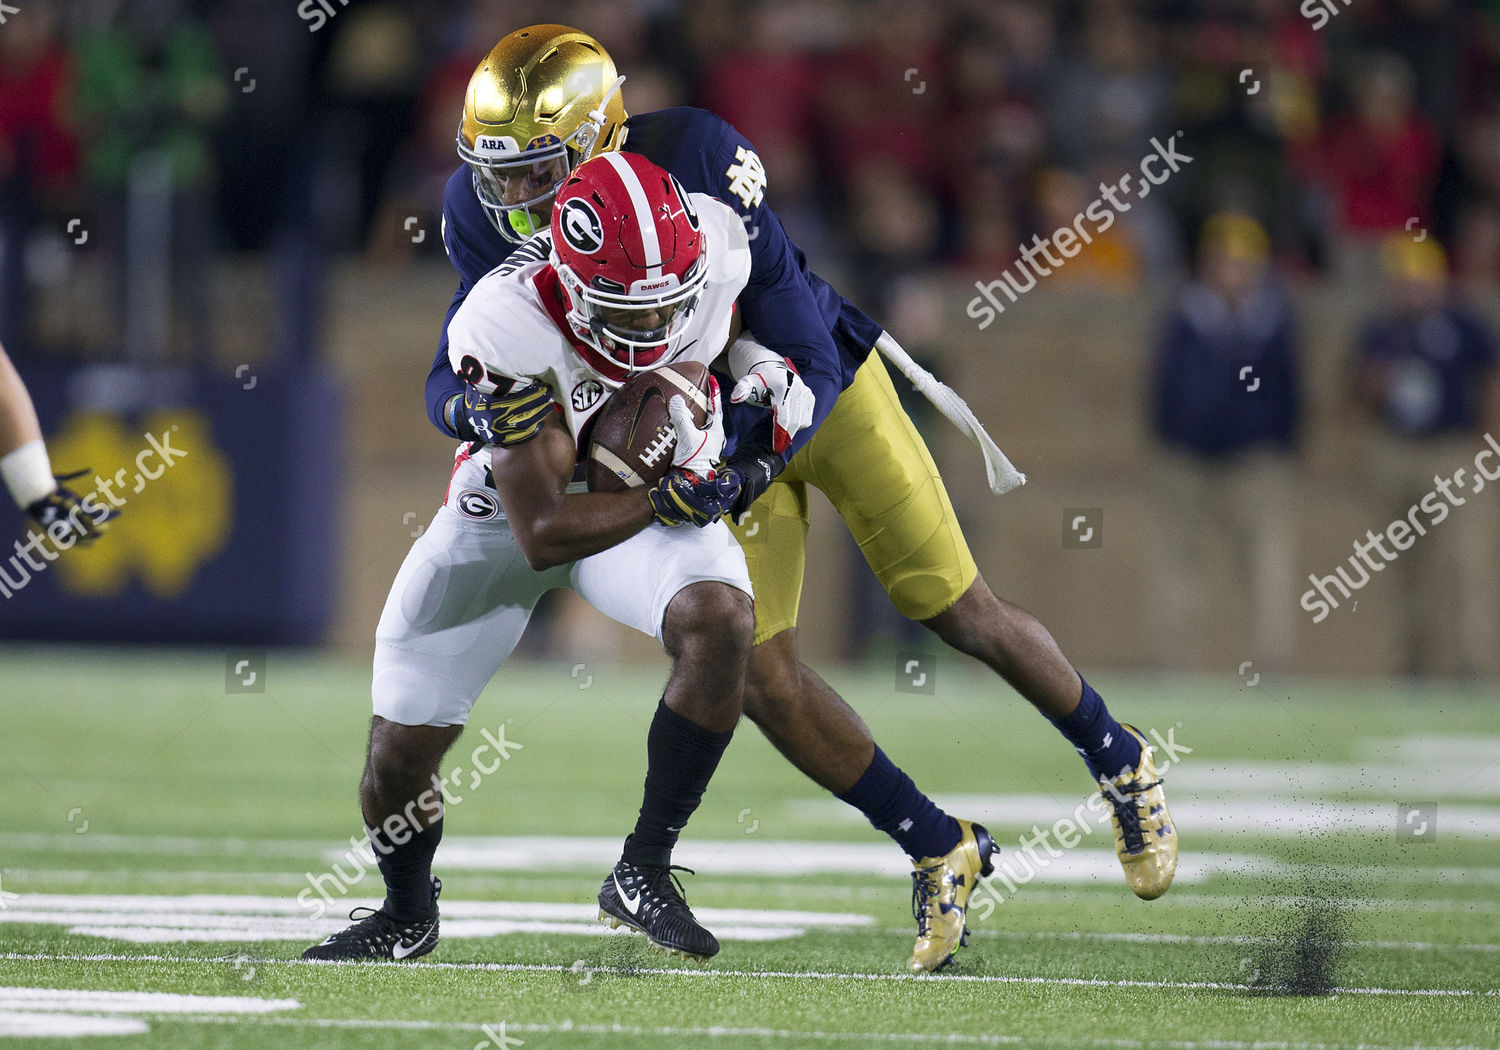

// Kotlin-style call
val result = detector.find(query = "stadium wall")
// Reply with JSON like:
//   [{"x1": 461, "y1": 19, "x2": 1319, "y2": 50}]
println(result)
[{"x1": 322, "y1": 262, "x2": 1500, "y2": 678}]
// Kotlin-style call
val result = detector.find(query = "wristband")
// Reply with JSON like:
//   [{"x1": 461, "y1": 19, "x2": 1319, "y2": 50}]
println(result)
[
  {"x1": 724, "y1": 447, "x2": 785, "y2": 521},
  {"x1": 727, "y1": 332, "x2": 782, "y2": 381},
  {"x1": 445, "y1": 393, "x2": 480, "y2": 443},
  {"x1": 1, "y1": 439, "x2": 56, "y2": 509}
]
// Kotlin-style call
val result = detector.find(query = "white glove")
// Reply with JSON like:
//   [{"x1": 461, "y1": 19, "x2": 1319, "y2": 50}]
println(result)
[
  {"x1": 728, "y1": 334, "x2": 816, "y2": 454},
  {"x1": 667, "y1": 375, "x2": 725, "y2": 476}
]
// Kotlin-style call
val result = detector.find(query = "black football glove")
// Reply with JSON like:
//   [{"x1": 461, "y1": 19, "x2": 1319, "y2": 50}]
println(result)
[
  {"x1": 648, "y1": 468, "x2": 742, "y2": 528},
  {"x1": 25, "y1": 470, "x2": 114, "y2": 547},
  {"x1": 447, "y1": 380, "x2": 555, "y2": 446}
]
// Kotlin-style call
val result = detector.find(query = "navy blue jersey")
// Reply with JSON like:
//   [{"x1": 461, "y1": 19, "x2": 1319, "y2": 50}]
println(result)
[
  {"x1": 1152, "y1": 283, "x2": 1302, "y2": 458},
  {"x1": 1356, "y1": 305, "x2": 1496, "y2": 436},
  {"x1": 426, "y1": 107, "x2": 882, "y2": 460}
]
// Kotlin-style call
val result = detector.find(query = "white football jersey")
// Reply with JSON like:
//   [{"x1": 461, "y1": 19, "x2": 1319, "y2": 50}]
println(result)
[{"x1": 447, "y1": 192, "x2": 751, "y2": 447}]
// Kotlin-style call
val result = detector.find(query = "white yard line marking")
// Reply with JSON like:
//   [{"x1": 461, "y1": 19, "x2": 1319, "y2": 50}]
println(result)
[
  {"x1": 0, "y1": 987, "x2": 300, "y2": 1014},
  {"x1": 61, "y1": 922, "x2": 809, "y2": 945},
  {"x1": 944, "y1": 928, "x2": 1500, "y2": 953},
  {"x1": 9, "y1": 832, "x2": 1500, "y2": 889},
  {"x1": 938, "y1": 795, "x2": 1500, "y2": 837},
  {"x1": 789, "y1": 795, "x2": 1500, "y2": 838},
  {"x1": 0, "y1": 869, "x2": 318, "y2": 887},
  {"x1": 0, "y1": 895, "x2": 870, "y2": 945},
  {"x1": 0, "y1": 987, "x2": 302, "y2": 1040},
  {"x1": 1, "y1": 953, "x2": 1492, "y2": 999},
  {"x1": 972, "y1": 889, "x2": 1500, "y2": 912},
  {"x1": 0, "y1": 894, "x2": 870, "y2": 926},
  {"x1": 127, "y1": 1014, "x2": 1500, "y2": 1050},
  {"x1": 0, "y1": 833, "x2": 322, "y2": 857},
  {"x1": 431, "y1": 837, "x2": 1270, "y2": 882},
  {"x1": 1167, "y1": 759, "x2": 1498, "y2": 799},
  {"x1": 0, "y1": 1011, "x2": 148, "y2": 1037}
]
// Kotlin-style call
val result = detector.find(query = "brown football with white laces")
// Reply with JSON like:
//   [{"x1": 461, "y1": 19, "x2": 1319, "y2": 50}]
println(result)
[{"x1": 585, "y1": 361, "x2": 713, "y2": 492}]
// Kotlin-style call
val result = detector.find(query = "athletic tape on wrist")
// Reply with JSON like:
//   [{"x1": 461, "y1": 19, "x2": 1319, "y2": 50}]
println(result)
[{"x1": 1, "y1": 439, "x2": 56, "y2": 509}]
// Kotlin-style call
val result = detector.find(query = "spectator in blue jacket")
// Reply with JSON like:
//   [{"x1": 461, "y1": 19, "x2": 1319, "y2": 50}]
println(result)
[
  {"x1": 1151, "y1": 214, "x2": 1302, "y2": 670},
  {"x1": 1352, "y1": 236, "x2": 1500, "y2": 677}
]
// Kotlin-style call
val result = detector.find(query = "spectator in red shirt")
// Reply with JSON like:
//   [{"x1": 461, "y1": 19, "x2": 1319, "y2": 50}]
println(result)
[
  {"x1": 0, "y1": 5, "x2": 77, "y2": 351},
  {"x1": 1320, "y1": 55, "x2": 1440, "y2": 243},
  {"x1": 0, "y1": 6, "x2": 77, "y2": 196}
]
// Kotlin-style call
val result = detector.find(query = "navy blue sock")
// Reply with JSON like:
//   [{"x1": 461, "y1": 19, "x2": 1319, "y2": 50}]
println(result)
[
  {"x1": 369, "y1": 817, "x2": 442, "y2": 921},
  {"x1": 1049, "y1": 675, "x2": 1141, "y2": 781},
  {"x1": 837, "y1": 747, "x2": 960, "y2": 860}
]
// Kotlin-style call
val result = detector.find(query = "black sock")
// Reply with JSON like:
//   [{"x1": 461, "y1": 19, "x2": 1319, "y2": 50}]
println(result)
[
  {"x1": 622, "y1": 699, "x2": 735, "y2": 868},
  {"x1": 369, "y1": 817, "x2": 442, "y2": 921}
]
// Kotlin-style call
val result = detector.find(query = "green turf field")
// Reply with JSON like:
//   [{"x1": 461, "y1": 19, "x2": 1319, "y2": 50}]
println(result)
[{"x1": 1, "y1": 647, "x2": 1497, "y2": 1048}]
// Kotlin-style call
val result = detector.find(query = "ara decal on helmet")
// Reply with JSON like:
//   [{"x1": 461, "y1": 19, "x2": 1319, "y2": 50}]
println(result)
[
  {"x1": 473, "y1": 134, "x2": 520, "y2": 156},
  {"x1": 558, "y1": 199, "x2": 605, "y2": 255}
]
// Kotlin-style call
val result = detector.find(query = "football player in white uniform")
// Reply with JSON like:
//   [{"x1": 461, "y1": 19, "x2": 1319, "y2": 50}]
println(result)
[{"x1": 304, "y1": 153, "x2": 772, "y2": 964}]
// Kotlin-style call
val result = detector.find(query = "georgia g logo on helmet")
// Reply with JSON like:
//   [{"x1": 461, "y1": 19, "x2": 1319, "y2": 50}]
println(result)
[
  {"x1": 548, "y1": 152, "x2": 711, "y2": 374},
  {"x1": 559, "y1": 199, "x2": 605, "y2": 255}
]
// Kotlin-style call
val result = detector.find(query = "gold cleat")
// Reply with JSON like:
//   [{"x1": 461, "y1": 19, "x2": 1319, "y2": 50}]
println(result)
[
  {"x1": 908, "y1": 819, "x2": 997, "y2": 973},
  {"x1": 1100, "y1": 724, "x2": 1177, "y2": 900}
]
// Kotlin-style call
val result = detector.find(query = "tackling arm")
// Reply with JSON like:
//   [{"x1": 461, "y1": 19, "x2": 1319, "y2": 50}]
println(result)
[
  {"x1": 427, "y1": 169, "x2": 517, "y2": 439},
  {"x1": 733, "y1": 205, "x2": 841, "y2": 460},
  {"x1": 427, "y1": 292, "x2": 473, "y2": 439},
  {"x1": 701, "y1": 121, "x2": 842, "y2": 462}
]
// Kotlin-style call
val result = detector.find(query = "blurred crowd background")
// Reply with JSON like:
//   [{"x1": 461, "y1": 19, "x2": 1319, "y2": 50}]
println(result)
[{"x1": 3, "y1": 0, "x2": 1498, "y2": 680}]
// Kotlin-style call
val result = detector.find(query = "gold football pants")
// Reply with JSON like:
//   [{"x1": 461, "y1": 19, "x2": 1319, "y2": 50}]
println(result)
[{"x1": 728, "y1": 352, "x2": 979, "y2": 645}]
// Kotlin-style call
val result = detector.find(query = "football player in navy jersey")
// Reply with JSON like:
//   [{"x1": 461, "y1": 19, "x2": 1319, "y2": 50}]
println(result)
[{"x1": 387, "y1": 25, "x2": 1176, "y2": 973}]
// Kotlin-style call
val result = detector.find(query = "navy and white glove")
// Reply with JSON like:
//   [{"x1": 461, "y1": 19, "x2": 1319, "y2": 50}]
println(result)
[
  {"x1": 447, "y1": 380, "x2": 555, "y2": 447},
  {"x1": 648, "y1": 468, "x2": 741, "y2": 528},
  {"x1": 729, "y1": 334, "x2": 816, "y2": 454},
  {"x1": 26, "y1": 470, "x2": 114, "y2": 546}
]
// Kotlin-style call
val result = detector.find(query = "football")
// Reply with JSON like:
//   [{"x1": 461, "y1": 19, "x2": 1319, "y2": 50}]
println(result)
[{"x1": 585, "y1": 361, "x2": 713, "y2": 492}]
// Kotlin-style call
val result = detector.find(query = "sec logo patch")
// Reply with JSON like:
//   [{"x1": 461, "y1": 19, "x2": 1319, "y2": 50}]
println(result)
[
  {"x1": 455, "y1": 488, "x2": 501, "y2": 521},
  {"x1": 571, "y1": 379, "x2": 605, "y2": 412}
]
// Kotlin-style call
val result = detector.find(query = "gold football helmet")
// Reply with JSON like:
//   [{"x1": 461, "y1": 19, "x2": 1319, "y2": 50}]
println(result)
[{"x1": 457, "y1": 25, "x2": 628, "y2": 242}]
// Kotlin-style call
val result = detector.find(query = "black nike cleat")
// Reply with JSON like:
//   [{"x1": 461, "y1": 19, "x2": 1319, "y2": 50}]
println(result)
[
  {"x1": 597, "y1": 861, "x2": 719, "y2": 962},
  {"x1": 301, "y1": 877, "x2": 442, "y2": 961}
]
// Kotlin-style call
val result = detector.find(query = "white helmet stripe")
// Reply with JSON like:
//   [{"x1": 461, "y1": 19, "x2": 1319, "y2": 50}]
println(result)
[{"x1": 599, "y1": 152, "x2": 663, "y2": 279}]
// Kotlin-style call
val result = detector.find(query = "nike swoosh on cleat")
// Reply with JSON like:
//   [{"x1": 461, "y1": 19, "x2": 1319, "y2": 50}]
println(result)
[
  {"x1": 613, "y1": 873, "x2": 641, "y2": 916},
  {"x1": 392, "y1": 925, "x2": 436, "y2": 960}
]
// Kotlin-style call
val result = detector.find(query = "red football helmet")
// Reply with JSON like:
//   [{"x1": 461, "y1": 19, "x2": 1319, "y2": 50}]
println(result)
[{"x1": 549, "y1": 151, "x2": 709, "y2": 373}]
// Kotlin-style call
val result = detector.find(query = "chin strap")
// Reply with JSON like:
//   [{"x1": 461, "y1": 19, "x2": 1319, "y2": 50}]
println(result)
[
  {"x1": 874, "y1": 332, "x2": 1027, "y2": 495},
  {"x1": 574, "y1": 75, "x2": 627, "y2": 163}
]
